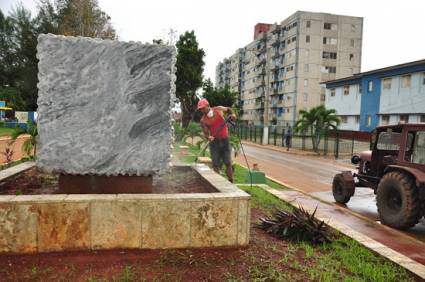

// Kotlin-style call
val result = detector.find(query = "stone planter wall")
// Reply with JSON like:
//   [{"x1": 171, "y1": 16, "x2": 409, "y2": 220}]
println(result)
[{"x1": 0, "y1": 165, "x2": 250, "y2": 253}]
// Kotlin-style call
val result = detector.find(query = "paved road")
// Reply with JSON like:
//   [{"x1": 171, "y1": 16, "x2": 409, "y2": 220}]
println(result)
[
  {"x1": 235, "y1": 143, "x2": 425, "y2": 243},
  {"x1": 236, "y1": 143, "x2": 353, "y2": 192}
]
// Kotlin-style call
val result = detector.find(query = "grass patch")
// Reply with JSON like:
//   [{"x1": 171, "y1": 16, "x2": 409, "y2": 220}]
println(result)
[
  {"x1": 175, "y1": 143, "x2": 286, "y2": 189},
  {"x1": 174, "y1": 142, "x2": 210, "y2": 164},
  {"x1": 232, "y1": 163, "x2": 286, "y2": 189},
  {"x1": 0, "y1": 127, "x2": 15, "y2": 136},
  {"x1": 239, "y1": 185, "x2": 291, "y2": 212}
]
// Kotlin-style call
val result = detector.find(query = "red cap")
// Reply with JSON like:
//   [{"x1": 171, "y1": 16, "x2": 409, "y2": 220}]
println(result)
[{"x1": 197, "y1": 98, "x2": 209, "y2": 110}]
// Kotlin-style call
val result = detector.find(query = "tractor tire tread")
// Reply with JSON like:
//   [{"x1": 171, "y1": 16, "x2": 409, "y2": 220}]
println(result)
[{"x1": 377, "y1": 171, "x2": 421, "y2": 230}]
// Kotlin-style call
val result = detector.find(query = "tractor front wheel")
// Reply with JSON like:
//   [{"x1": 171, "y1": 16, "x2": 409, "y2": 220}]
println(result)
[
  {"x1": 377, "y1": 171, "x2": 422, "y2": 230},
  {"x1": 332, "y1": 173, "x2": 354, "y2": 204}
]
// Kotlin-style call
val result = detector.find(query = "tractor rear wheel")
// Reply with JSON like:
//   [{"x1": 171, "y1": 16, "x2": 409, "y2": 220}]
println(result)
[
  {"x1": 332, "y1": 173, "x2": 353, "y2": 204},
  {"x1": 377, "y1": 171, "x2": 422, "y2": 230}
]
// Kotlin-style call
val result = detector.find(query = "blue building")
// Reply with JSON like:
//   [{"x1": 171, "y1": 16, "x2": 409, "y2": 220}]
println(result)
[{"x1": 324, "y1": 59, "x2": 425, "y2": 132}]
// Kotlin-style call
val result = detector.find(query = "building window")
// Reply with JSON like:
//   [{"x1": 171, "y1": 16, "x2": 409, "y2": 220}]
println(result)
[
  {"x1": 383, "y1": 78, "x2": 392, "y2": 90},
  {"x1": 321, "y1": 66, "x2": 336, "y2": 73},
  {"x1": 421, "y1": 115, "x2": 425, "y2": 123},
  {"x1": 349, "y1": 54, "x2": 354, "y2": 61},
  {"x1": 351, "y1": 24, "x2": 356, "y2": 32},
  {"x1": 368, "y1": 81, "x2": 373, "y2": 92},
  {"x1": 350, "y1": 39, "x2": 355, "y2": 47},
  {"x1": 401, "y1": 74, "x2": 411, "y2": 88},
  {"x1": 423, "y1": 73, "x2": 425, "y2": 85},
  {"x1": 366, "y1": 115, "x2": 372, "y2": 127},
  {"x1": 304, "y1": 64, "x2": 309, "y2": 72},
  {"x1": 330, "y1": 88, "x2": 336, "y2": 97},
  {"x1": 381, "y1": 115, "x2": 390, "y2": 125},
  {"x1": 343, "y1": 85, "x2": 350, "y2": 95},
  {"x1": 306, "y1": 35, "x2": 310, "y2": 43},
  {"x1": 355, "y1": 115, "x2": 360, "y2": 124},
  {"x1": 304, "y1": 79, "x2": 308, "y2": 87},
  {"x1": 321, "y1": 94, "x2": 326, "y2": 102},
  {"x1": 341, "y1": 116, "x2": 348, "y2": 124},
  {"x1": 305, "y1": 50, "x2": 309, "y2": 57},
  {"x1": 303, "y1": 93, "x2": 308, "y2": 102},
  {"x1": 324, "y1": 23, "x2": 337, "y2": 30},
  {"x1": 306, "y1": 20, "x2": 311, "y2": 28},
  {"x1": 322, "y1": 52, "x2": 337, "y2": 59},
  {"x1": 359, "y1": 83, "x2": 362, "y2": 94},
  {"x1": 400, "y1": 115, "x2": 409, "y2": 123},
  {"x1": 323, "y1": 37, "x2": 337, "y2": 45}
]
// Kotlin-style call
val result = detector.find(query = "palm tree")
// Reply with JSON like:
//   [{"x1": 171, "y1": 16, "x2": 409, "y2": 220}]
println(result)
[
  {"x1": 11, "y1": 120, "x2": 38, "y2": 159},
  {"x1": 183, "y1": 122, "x2": 203, "y2": 145},
  {"x1": 295, "y1": 105, "x2": 340, "y2": 153}
]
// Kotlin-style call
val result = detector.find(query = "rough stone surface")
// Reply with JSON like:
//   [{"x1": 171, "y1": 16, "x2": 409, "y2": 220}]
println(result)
[
  {"x1": 0, "y1": 204, "x2": 37, "y2": 252},
  {"x1": 141, "y1": 200, "x2": 191, "y2": 248},
  {"x1": 36, "y1": 203, "x2": 90, "y2": 252},
  {"x1": 36, "y1": 34, "x2": 176, "y2": 176},
  {"x1": 237, "y1": 199, "x2": 250, "y2": 245},
  {"x1": 91, "y1": 201, "x2": 141, "y2": 249},
  {"x1": 190, "y1": 200, "x2": 238, "y2": 247}
]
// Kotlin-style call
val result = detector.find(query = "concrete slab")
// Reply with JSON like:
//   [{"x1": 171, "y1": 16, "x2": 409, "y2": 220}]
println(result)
[{"x1": 0, "y1": 161, "x2": 35, "y2": 182}]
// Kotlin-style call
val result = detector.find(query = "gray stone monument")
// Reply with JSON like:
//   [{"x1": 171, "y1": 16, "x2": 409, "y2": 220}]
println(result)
[{"x1": 36, "y1": 34, "x2": 176, "y2": 192}]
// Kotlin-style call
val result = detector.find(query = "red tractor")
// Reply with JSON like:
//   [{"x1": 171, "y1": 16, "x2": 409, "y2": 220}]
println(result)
[{"x1": 332, "y1": 124, "x2": 425, "y2": 230}]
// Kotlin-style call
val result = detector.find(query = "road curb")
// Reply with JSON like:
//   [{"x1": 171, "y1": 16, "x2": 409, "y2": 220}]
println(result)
[{"x1": 256, "y1": 184, "x2": 425, "y2": 279}]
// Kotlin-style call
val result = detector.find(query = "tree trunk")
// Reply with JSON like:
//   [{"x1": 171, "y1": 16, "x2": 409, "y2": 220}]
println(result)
[
  {"x1": 181, "y1": 111, "x2": 191, "y2": 128},
  {"x1": 181, "y1": 99, "x2": 192, "y2": 128}
]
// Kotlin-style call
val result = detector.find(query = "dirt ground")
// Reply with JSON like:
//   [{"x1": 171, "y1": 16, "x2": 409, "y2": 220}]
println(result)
[
  {"x1": 0, "y1": 167, "x2": 58, "y2": 195},
  {"x1": 0, "y1": 167, "x2": 215, "y2": 195},
  {"x1": 0, "y1": 207, "x2": 419, "y2": 282}
]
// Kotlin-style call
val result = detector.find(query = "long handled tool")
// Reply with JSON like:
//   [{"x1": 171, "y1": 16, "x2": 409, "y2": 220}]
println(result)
[
  {"x1": 195, "y1": 116, "x2": 253, "y2": 188},
  {"x1": 195, "y1": 115, "x2": 233, "y2": 162}
]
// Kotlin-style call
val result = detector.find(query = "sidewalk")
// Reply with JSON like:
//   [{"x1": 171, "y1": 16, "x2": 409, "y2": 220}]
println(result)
[
  {"x1": 241, "y1": 140, "x2": 319, "y2": 156},
  {"x1": 241, "y1": 140, "x2": 353, "y2": 163}
]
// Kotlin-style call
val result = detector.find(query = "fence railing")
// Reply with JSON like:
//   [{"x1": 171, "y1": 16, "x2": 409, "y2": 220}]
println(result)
[{"x1": 229, "y1": 125, "x2": 370, "y2": 159}]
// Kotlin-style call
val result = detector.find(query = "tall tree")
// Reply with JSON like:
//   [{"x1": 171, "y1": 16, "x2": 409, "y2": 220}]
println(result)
[
  {"x1": 5, "y1": 5, "x2": 39, "y2": 110},
  {"x1": 202, "y1": 78, "x2": 237, "y2": 108},
  {"x1": 55, "y1": 0, "x2": 116, "y2": 39},
  {"x1": 0, "y1": 0, "x2": 117, "y2": 111},
  {"x1": 295, "y1": 105, "x2": 340, "y2": 153},
  {"x1": 175, "y1": 30, "x2": 205, "y2": 127},
  {"x1": 0, "y1": 10, "x2": 17, "y2": 87}
]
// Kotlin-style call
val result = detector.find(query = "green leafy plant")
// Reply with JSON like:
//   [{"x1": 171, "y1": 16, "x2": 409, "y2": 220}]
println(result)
[
  {"x1": 183, "y1": 122, "x2": 203, "y2": 145},
  {"x1": 229, "y1": 134, "x2": 241, "y2": 157},
  {"x1": 173, "y1": 122, "x2": 186, "y2": 142},
  {"x1": 11, "y1": 120, "x2": 37, "y2": 159},
  {"x1": 256, "y1": 205, "x2": 331, "y2": 245}
]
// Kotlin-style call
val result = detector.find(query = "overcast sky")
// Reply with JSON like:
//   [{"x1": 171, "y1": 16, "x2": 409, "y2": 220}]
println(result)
[{"x1": 2, "y1": 0, "x2": 425, "y2": 84}]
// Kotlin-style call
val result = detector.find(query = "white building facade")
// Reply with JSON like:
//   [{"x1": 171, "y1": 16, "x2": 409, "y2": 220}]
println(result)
[{"x1": 324, "y1": 60, "x2": 425, "y2": 131}]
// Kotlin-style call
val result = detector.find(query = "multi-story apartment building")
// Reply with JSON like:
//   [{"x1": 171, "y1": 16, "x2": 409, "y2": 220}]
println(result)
[
  {"x1": 324, "y1": 59, "x2": 425, "y2": 132},
  {"x1": 215, "y1": 59, "x2": 231, "y2": 89},
  {"x1": 216, "y1": 11, "x2": 363, "y2": 127}
]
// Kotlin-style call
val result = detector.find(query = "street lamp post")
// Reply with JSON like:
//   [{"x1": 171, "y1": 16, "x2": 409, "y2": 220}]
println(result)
[
  {"x1": 245, "y1": 35, "x2": 270, "y2": 145},
  {"x1": 262, "y1": 46, "x2": 270, "y2": 145}
]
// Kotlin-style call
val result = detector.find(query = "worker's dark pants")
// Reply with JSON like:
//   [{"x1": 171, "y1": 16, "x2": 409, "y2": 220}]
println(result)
[{"x1": 209, "y1": 138, "x2": 231, "y2": 168}]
